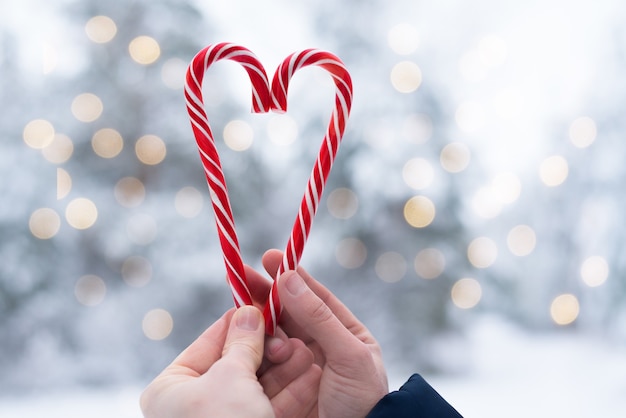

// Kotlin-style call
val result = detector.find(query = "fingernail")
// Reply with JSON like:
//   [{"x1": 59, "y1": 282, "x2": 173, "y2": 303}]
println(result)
[
  {"x1": 235, "y1": 306, "x2": 261, "y2": 331},
  {"x1": 266, "y1": 336, "x2": 285, "y2": 355},
  {"x1": 284, "y1": 272, "x2": 306, "y2": 296}
]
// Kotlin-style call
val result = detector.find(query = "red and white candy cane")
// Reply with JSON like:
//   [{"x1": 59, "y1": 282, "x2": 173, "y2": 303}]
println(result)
[{"x1": 184, "y1": 43, "x2": 353, "y2": 335}]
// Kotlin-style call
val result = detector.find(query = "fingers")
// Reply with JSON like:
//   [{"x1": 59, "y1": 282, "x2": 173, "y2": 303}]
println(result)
[
  {"x1": 168, "y1": 308, "x2": 235, "y2": 376},
  {"x1": 271, "y1": 364, "x2": 321, "y2": 418},
  {"x1": 221, "y1": 306, "x2": 266, "y2": 373},
  {"x1": 259, "y1": 337, "x2": 315, "y2": 398},
  {"x1": 276, "y1": 270, "x2": 360, "y2": 362}
]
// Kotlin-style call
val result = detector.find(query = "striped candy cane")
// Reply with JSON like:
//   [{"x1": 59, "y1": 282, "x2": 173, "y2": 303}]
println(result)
[{"x1": 184, "y1": 43, "x2": 353, "y2": 335}]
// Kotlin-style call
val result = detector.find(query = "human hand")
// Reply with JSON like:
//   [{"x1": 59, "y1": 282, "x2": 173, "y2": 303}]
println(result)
[
  {"x1": 140, "y1": 305, "x2": 320, "y2": 418},
  {"x1": 245, "y1": 250, "x2": 389, "y2": 418}
]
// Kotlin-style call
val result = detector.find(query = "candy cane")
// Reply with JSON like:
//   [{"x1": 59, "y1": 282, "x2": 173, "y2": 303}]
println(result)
[{"x1": 184, "y1": 43, "x2": 352, "y2": 335}]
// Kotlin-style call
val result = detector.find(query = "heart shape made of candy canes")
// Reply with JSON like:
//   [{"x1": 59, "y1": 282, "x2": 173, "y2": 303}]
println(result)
[{"x1": 185, "y1": 43, "x2": 352, "y2": 335}]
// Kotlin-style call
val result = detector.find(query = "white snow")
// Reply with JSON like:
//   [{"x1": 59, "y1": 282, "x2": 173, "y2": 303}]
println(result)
[{"x1": 1, "y1": 315, "x2": 624, "y2": 418}]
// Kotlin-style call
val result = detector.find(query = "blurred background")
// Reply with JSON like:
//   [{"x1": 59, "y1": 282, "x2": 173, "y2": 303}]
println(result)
[{"x1": 1, "y1": 0, "x2": 626, "y2": 416}]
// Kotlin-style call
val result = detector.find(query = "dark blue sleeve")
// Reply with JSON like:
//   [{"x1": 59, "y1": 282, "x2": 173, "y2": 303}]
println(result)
[{"x1": 366, "y1": 374, "x2": 463, "y2": 418}]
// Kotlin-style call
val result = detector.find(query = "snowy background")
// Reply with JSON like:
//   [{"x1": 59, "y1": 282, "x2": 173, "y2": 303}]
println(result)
[{"x1": 1, "y1": 0, "x2": 626, "y2": 416}]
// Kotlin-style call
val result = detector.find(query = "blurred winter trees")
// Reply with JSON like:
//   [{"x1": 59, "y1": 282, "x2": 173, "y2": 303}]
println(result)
[{"x1": 1, "y1": 0, "x2": 625, "y2": 392}]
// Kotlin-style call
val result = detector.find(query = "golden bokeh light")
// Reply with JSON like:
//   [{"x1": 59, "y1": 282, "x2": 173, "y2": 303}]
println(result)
[
  {"x1": 92, "y1": 128, "x2": 123, "y2": 158},
  {"x1": 71, "y1": 93, "x2": 103, "y2": 123},
  {"x1": 85, "y1": 15, "x2": 117, "y2": 44},
  {"x1": 455, "y1": 101, "x2": 485, "y2": 133},
  {"x1": 375, "y1": 252, "x2": 407, "y2": 283},
  {"x1": 507, "y1": 225, "x2": 536, "y2": 256},
  {"x1": 75, "y1": 275, "x2": 106, "y2": 306},
  {"x1": 404, "y1": 196, "x2": 435, "y2": 228},
  {"x1": 491, "y1": 172, "x2": 522, "y2": 205},
  {"x1": 127, "y1": 213, "x2": 158, "y2": 245},
  {"x1": 550, "y1": 294, "x2": 579, "y2": 325},
  {"x1": 451, "y1": 278, "x2": 482, "y2": 309},
  {"x1": 267, "y1": 114, "x2": 298, "y2": 146},
  {"x1": 223, "y1": 120, "x2": 253, "y2": 151},
  {"x1": 129, "y1": 36, "x2": 161, "y2": 65},
  {"x1": 57, "y1": 168, "x2": 72, "y2": 200},
  {"x1": 390, "y1": 61, "x2": 422, "y2": 93},
  {"x1": 23, "y1": 119, "x2": 55, "y2": 149},
  {"x1": 135, "y1": 135, "x2": 166, "y2": 165},
  {"x1": 114, "y1": 177, "x2": 146, "y2": 208},
  {"x1": 29, "y1": 208, "x2": 61, "y2": 239},
  {"x1": 569, "y1": 116, "x2": 597, "y2": 148},
  {"x1": 174, "y1": 186, "x2": 204, "y2": 218},
  {"x1": 327, "y1": 188, "x2": 358, "y2": 220},
  {"x1": 65, "y1": 197, "x2": 98, "y2": 230},
  {"x1": 402, "y1": 158, "x2": 434, "y2": 190},
  {"x1": 414, "y1": 248, "x2": 445, "y2": 279},
  {"x1": 580, "y1": 256, "x2": 609, "y2": 287},
  {"x1": 539, "y1": 155, "x2": 568, "y2": 187},
  {"x1": 121, "y1": 255, "x2": 152, "y2": 287},
  {"x1": 440, "y1": 142, "x2": 470, "y2": 173},
  {"x1": 143, "y1": 308, "x2": 174, "y2": 340},
  {"x1": 402, "y1": 113, "x2": 433, "y2": 144},
  {"x1": 42, "y1": 134, "x2": 74, "y2": 164},
  {"x1": 467, "y1": 237, "x2": 498, "y2": 268},
  {"x1": 161, "y1": 58, "x2": 187, "y2": 89},
  {"x1": 388, "y1": 23, "x2": 419, "y2": 55},
  {"x1": 335, "y1": 238, "x2": 367, "y2": 269}
]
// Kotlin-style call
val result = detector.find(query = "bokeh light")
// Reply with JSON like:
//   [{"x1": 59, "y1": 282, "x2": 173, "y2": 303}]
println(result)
[
  {"x1": 404, "y1": 195, "x2": 436, "y2": 228},
  {"x1": 42, "y1": 134, "x2": 74, "y2": 163},
  {"x1": 507, "y1": 225, "x2": 537, "y2": 256},
  {"x1": 375, "y1": 252, "x2": 407, "y2": 283},
  {"x1": 121, "y1": 255, "x2": 152, "y2": 287},
  {"x1": 174, "y1": 186, "x2": 204, "y2": 218},
  {"x1": 388, "y1": 23, "x2": 420, "y2": 55},
  {"x1": 402, "y1": 158, "x2": 434, "y2": 190},
  {"x1": 455, "y1": 101, "x2": 485, "y2": 133},
  {"x1": 23, "y1": 119, "x2": 55, "y2": 149},
  {"x1": 129, "y1": 36, "x2": 161, "y2": 65},
  {"x1": 550, "y1": 294, "x2": 579, "y2": 325},
  {"x1": 57, "y1": 168, "x2": 72, "y2": 200},
  {"x1": 471, "y1": 186, "x2": 502, "y2": 219},
  {"x1": 65, "y1": 198, "x2": 98, "y2": 230},
  {"x1": 223, "y1": 120, "x2": 253, "y2": 151},
  {"x1": 580, "y1": 256, "x2": 609, "y2": 287},
  {"x1": 92, "y1": 128, "x2": 123, "y2": 158},
  {"x1": 85, "y1": 16, "x2": 117, "y2": 44},
  {"x1": 327, "y1": 188, "x2": 358, "y2": 219},
  {"x1": 71, "y1": 93, "x2": 103, "y2": 123},
  {"x1": 114, "y1": 177, "x2": 146, "y2": 208},
  {"x1": 161, "y1": 58, "x2": 187, "y2": 89},
  {"x1": 467, "y1": 237, "x2": 498, "y2": 268},
  {"x1": 127, "y1": 213, "x2": 158, "y2": 245},
  {"x1": 29, "y1": 208, "x2": 61, "y2": 239},
  {"x1": 539, "y1": 155, "x2": 569, "y2": 187},
  {"x1": 135, "y1": 135, "x2": 166, "y2": 165},
  {"x1": 440, "y1": 142, "x2": 470, "y2": 173},
  {"x1": 414, "y1": 248, "x2": 445, "y2": 279},
  {"x1": 142, "y1": 308, "x2": 174, "y2": 340},
  {"x1": 390, "y1": 61, "x2": 422, "y2": 93},
  {"x1": 74, "y1": 275, "x2": 106, "y2": 306},
  {"x1": 267, "y1": 114, "x2": 298, "y2": 146},
  {"x1": 402, "y1": 113, "x2": 433, "y2": 144},
  {"x1": 335, "y1": 238, "x2": 367, "y2": 269},
  {"x1": 569, "y1": 116, "x2": 597, "y2": 148},
  {"x1": 451, "y1": 278, "x2": 482, "y2": 309}
]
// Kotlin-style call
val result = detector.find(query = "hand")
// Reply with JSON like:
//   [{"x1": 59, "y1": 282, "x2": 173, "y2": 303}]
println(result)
[
  {"x1": 246, "y1": 250, "x2": 389, "y2": 418},
  {"x1": 140, "y1": 305, "x2": 320, "y2": 418}
]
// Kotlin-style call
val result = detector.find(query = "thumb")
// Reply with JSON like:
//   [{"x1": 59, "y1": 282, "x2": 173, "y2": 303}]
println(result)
[{"x1": 221, "y1": 305, "x2": 265, "y2": 373}]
